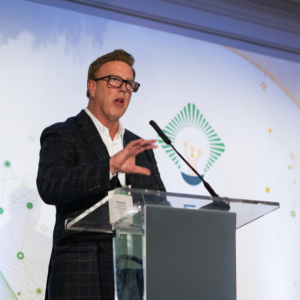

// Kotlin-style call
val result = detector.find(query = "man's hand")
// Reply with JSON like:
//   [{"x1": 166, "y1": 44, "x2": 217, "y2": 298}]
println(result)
[{"x1": 110, "y1": 139, "x2": 157, "y2": 176}]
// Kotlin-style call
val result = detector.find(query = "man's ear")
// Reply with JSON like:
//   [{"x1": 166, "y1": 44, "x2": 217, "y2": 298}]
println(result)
[{"x1": 87, "y1": 80, "x2": 96, "y2": 98}]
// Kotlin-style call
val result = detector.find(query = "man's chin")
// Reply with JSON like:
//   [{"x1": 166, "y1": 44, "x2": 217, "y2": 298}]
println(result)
[
  {"x1": 108, "y1": 113, "x2": 125, "y2": 123},
  {"x1": 112, "y1": 109, "x2": 127, "y2": 121}
]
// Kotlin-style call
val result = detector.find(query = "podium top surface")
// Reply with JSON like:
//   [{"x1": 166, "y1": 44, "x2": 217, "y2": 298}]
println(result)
[{"x1": 65, "y1": 188, "x2": 279, "y2": 233}]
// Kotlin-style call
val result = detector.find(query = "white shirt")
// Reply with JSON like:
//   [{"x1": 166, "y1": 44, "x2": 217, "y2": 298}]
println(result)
[{"x1": 85, "y1": 108, "x2": 126, "y2": 187}]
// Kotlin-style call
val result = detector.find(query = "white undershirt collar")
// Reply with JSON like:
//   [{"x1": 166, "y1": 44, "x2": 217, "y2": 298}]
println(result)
[{"x1": 85, "y1": 107, "x2": 126, "y2": 186}]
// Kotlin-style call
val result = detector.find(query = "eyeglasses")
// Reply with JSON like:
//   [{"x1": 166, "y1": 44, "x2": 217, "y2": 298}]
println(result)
[{"x1": 93, "y1": 75, "x2": 140, "y2": 92}]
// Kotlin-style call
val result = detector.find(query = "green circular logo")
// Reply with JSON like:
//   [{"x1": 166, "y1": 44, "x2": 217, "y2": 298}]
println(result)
[
  {"x1": 27, "y1": 202, "x2": 33, "y2": 209},
  {"x1": 17, "y1": 252, "x2": 24, "y2": 260},
  {"x1": 158, "y1": 103, "x2": 225, "y2": 186},
  {"x1": 0, "y1": 208, "x2": 3, "y2": 215}
]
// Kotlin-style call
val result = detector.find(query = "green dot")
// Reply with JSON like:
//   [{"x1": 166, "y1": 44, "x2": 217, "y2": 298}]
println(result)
[
  {"x1": 17, "y1": 252, "x2": 24, "y2": 260},
  {"x1": 0, "y1": 208, "x2": 3, "y2": 215},
  {"x1": 4, "y1": 160, "x2": 11, "y2": 168},
  {"x1": 36, "y1": 288, "x2": 42, "y2": 294},
  {"x1": 291, "y1": 211, "x2": 296, "y2": 217},
  {"x1": 27, "y1": 202, "x2": 33, "y2": 209},
  {"x1": 17, "y1": 292, "x2": 21, "y2": 296}
]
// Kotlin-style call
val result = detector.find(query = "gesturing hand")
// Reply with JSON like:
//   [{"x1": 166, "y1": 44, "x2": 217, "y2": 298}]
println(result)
[{"x1": 109, "y1": 139, "x2": 157, "y2": 176}]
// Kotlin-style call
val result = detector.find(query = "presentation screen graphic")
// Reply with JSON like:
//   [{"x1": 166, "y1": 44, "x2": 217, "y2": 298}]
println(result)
[
  {"x1": 0, "y1": 0, "x2": 299, "y2": 299},
  {"x1": 158, "y1": 103, "x2": 225, "y2": 186}
]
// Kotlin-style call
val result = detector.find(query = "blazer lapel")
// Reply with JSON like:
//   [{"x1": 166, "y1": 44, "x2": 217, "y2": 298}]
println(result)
[
  {"x1": 76, "y1": 109, "x2": 109, "y2": 160},
  {"x1": 76, "y1": 111, "x2": 150, "y2": 189},
  {"x1": 123, "y1": 130, "x2": 145, "y2": 165},
  {"x1": 124, "y1": 130, "x2": 151, "y2": 189}
]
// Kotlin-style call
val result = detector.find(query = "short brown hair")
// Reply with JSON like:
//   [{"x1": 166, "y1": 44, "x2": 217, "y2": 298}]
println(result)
[{"x1": 86, "y1": 49, "x2": 136, "y2": 98}]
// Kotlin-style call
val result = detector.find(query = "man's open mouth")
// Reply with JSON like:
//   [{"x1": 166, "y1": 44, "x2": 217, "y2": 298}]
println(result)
[{"x1": 115, "y1": 99, "x2": 124, "y2": 104}]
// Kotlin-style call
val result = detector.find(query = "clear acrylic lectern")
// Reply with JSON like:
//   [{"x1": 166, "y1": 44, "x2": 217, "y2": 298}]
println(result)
[{"x1": 65, "y1": 188, "x2": 279, "y2": 300}]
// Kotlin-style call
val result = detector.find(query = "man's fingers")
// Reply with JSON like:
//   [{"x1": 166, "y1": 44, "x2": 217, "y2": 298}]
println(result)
[
  {"x1": 134, "y1": 145, "x2": 157, "y2": 156},
  {"x1": 133, "y1": 165, "x2": 151, "y2": 176},
  {"x1": 110, "y1": 139, "x2": 157, "y2": 175},
  {"x1": 126, "y1": 140, "x2": 157, "y2": 155},
  {"x1": 128, "y1": 144, "x2": 157, "y2": 157},
  {"x1": 126, "y1": 139, "x2": 157, "y2": 151},
  {"x1": 131, "y1": 143, "x2": 158, "y2": 152}
]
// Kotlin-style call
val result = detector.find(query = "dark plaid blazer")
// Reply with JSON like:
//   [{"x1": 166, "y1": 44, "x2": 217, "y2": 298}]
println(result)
[{"x1": 37, "y1": 109, "x2": 165, "y2": 300}]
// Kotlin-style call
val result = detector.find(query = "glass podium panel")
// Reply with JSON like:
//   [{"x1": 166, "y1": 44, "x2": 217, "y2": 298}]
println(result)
[
  {"x1": 65, "y1": 188, "x2": 279, "y2": 300},
  {"x1": 65, "y1": 188, "x2": 280, "y2": 232}
]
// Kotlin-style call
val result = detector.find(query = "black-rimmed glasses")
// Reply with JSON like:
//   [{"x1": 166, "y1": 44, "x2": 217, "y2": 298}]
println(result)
[{"x1": 93, "y1": 75, "x2": 140, "y2": 92}]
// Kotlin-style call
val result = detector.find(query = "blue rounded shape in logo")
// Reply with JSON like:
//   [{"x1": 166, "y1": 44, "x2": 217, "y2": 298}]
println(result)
[{"x1": 181, "y1": 172, "x2": 204, "y2": 186}]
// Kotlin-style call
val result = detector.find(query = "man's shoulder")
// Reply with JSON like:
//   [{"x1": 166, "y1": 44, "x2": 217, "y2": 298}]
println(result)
[
  {"x1": 42, "y1": 116, "x2": 77, "y2": 135},
  {"x1": 46, "y1": 115, "x2": 77, "y2": 131},
  {"x1": 40, "y1": 110, "x2": 86, "y2": 141}
]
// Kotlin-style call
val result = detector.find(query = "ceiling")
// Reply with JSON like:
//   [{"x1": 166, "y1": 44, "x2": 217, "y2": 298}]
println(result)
[{"x1": 27, "y1": 0, "x2": 300, "y2": 63}]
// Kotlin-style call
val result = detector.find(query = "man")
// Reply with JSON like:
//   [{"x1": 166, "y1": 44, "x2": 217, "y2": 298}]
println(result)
[{"x1": 37, "y1": 49, "x2": 165, "y2": 300}]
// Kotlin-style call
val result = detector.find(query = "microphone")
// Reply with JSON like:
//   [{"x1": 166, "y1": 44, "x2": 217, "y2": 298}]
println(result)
[
  {"x1": 149, "y1": 121, "x2": 171, "y2": 145},
  {"x1": 150, "y1": 120, "x2": 230, "y2": 210}
]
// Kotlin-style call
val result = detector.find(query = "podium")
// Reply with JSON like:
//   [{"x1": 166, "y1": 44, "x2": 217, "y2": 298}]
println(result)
[{"x1": 65, "y1": 188, "x2": 279, "y2": 300}]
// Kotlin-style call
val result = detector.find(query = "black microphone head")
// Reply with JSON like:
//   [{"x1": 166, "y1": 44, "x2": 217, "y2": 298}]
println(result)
[
  {"x1": 149, "y1": 120, "x2": 155, "y2": 127},
  {"x1": 149, "y1": 120, "x2": 171, "y2": 145}
]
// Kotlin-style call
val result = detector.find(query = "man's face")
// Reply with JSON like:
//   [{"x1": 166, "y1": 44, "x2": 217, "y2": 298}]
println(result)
[{"x1": 88, "y1": 60, "x2": 134, "y2": 125}]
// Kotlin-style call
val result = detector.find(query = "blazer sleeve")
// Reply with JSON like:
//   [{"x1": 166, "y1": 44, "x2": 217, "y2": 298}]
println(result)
[{"x1": 37, "y1": 126, "x2": 112, "y2": 206}]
